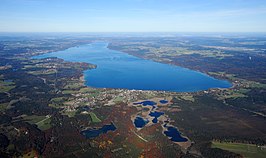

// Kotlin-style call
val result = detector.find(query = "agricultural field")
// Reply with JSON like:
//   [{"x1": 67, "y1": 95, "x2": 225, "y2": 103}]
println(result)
[
  {"x1": 23, "y1": 115, "x2": 52, "y2": 131},
  {"x1": 88, "y1": 112, "x2": 102, "y2": 123},
  {"x1": 0, "y1": 79, "x2": 15, "y2": 93},
  {"x1": 212, "y1": 141, "x2": 266, "y2": 158}
]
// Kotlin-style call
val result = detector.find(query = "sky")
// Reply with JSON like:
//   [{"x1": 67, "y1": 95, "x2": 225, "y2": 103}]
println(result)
[{"x1": 0, "y1": 0, "x2": 266, "y2": 32}]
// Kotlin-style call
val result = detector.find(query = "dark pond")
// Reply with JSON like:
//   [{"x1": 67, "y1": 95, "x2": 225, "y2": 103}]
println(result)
[
  {"x1": 164, "y1": 126, "x2": 188, "y2": 142},
  {"x1": 134, "y1": 116, "x2": 149, "y2": 128},
  {"x1": 149, "y1": 111, "x2": 164, "y2": 123},
  {"x1": 81, "y1": 123, "x2": 116, "y2": 138},
  {"x1": 159, "y1": 100, "x2": 168, "y2": 104},
  {"x1": 133, "y1": 101, "x2": 157, "y2": 107}
]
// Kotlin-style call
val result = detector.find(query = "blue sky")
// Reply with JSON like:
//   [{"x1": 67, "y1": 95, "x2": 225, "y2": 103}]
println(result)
[{"x1": 0, "y1": 0, "x2": 266, "y2": 32}]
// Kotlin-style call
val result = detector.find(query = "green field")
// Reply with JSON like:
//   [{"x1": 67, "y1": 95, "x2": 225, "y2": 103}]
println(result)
[
  {"x1": 212, "y1": 141, "x2": 266, "y2": 158},
  {"x1": 89, "y1": 112, "x2": 102, "y2": 123},
  {"x1": 36, "y1": 116, "x2": 52, "y2": 130},
  {"x1": 62, "y1": 110, "x2": 76, "y2": 117},
  {"x1": 179, "y1": 94, "x2": 195, "y2": 102},
  {"x1": 51, "y1": 97, "x2": 66, "y2": 103},
  {"x1": 0, "y1": 103, "x2": 8, "y2": 112},
  {"x1": 0, "y1": 80, "x2": 15, "y2": 92},
  {"x1": 79, "y1": 87, "x2": 92, "y2": 93},
  {"x1": 27, "y1": 70, "x2": 56, "y2": 75},
  {"x1": 63, "y1": 82, "x2": 83, "y2": 89},
  {"x1": 23, "y1": 115, "x2": 52, "y2": 131},
  {"x1": 62, "y1": 90, "x2": 78, "y2": 94},
  {"x1": 222, "y1": 89, "x2": 248, "y2": 99},
  {"x1": 113, "y1": 96, "x2": 123, "y2": 103}
]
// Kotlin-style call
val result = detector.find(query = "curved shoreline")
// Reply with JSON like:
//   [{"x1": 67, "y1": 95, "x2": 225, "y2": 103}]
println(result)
[
  {"x1": 33, "y1": 42, "x2": 232, "y2": 93},
  {"x1": 107, "y1": 44, "x2": 233, "y2": 89}
]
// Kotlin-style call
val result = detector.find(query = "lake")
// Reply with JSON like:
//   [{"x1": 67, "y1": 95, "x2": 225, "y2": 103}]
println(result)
[
  {"x1": 164, "y1": 126, "x2": 188, "y2": 142},
  {"x1": 134, "y1": 116, "x2": 149, "y2": 128},
  {"x1": 33, "y1": 42, "x2": 231, "y2": 92},
  {"x1": 81, "y1": 123, "x2": 116, "y2": 139},
  {"x1": 132, "y1": 99, "x2": 188, "y2": 142}
]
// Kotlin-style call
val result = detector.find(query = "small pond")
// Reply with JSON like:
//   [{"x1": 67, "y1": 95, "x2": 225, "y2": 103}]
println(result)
[{"x1": 81, "y1": 123, "x2": 116, "y2": 139}]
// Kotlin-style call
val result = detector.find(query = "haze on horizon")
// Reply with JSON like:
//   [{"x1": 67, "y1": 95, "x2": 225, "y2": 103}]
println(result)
[{"x1": 0, "y1": 0, "x2": 266, "y2": 33}]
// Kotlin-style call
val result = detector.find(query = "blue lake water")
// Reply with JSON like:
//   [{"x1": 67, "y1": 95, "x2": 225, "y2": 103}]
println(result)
[
  {"x1": 159, "y1": 100, "x2": 168, "y2": 104},
  {"x1": 164, "y1": 126, "x2": 188, "y2": 142},
  {"x1": 134, "y1": 116, "x2": 149, "y2": 128},
  {"x1": 132, "y1": 100, "x2": 188, "y2": 142},
  {"x1": 33, "y1": 42, "x2": 232, "y2": 92},
  {"x1": 133, "y1": 101, "x2": 157, "y2": 107},
  {"x1": 149, "y1": 111, "x2": 164, "y2": 123},
  {"x1": 81, "y1": 123, "x2": 116, "y2": 138}
]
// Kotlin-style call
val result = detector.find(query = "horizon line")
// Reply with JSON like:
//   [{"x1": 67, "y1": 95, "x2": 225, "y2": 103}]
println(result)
[{"x1": 1, "y1": 31, "x2": 266, "y2": 33}]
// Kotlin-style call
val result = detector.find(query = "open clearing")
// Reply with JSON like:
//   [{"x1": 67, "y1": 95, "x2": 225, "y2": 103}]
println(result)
[
  {"x1": 89, "y1": 112, "x2": 102, "y2": 123},
  {"x1": 212, "y1": 141, "x2": 266, "y2": 158}
]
